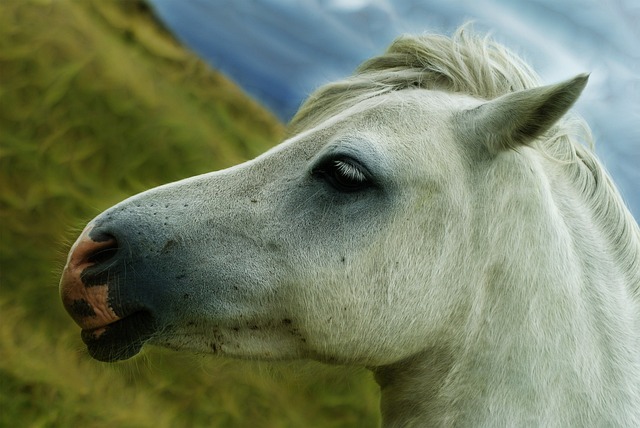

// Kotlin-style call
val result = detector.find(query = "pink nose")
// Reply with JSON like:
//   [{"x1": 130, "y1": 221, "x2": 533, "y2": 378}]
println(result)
[{"x1": 59, "y1": 225, "x2": 121, "y2": 333}]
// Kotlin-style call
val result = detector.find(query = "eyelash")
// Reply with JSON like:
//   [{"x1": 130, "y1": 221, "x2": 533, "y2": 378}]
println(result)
[
  {"x1": 333, "y1": 160, "x2": 367, "y2": 183},
  {"x1": 313, "y1": 157, "x2": 372, "y2": 192}
]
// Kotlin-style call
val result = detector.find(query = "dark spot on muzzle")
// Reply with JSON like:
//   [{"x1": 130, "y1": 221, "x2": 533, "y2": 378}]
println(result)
[
  {"x1": 161, "y1": 239, "x2": 178, "y2": 254},
  {"x1": 70, "y1": 299, "x2": 97, "y2": 318}
]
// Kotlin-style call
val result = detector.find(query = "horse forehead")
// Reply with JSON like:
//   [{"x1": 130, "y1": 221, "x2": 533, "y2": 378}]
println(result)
[
  {"x1": 345, "y1": 91, "x2": 473, "y2": 169},
  {"x1": 288, "y1": 90, "x2": 466, "y2": 158},
  {"x1": 342, "y1": 90, "x2": 464, "y2": 134}
]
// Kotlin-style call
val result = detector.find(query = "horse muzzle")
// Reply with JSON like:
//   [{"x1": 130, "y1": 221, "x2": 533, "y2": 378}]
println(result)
[{"x1": 60, "y1": 223, "x2": 157, "y2": 362}]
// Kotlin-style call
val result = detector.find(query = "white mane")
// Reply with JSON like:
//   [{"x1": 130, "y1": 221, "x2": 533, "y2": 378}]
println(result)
[{"x1": 291, "y1": 26, "x2": 545, "y2": 132}]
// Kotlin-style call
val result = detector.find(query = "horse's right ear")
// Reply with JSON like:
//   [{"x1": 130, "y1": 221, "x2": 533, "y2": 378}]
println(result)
[{"x1": 461, "y1": 74, "x2": 588, "y2": 154}]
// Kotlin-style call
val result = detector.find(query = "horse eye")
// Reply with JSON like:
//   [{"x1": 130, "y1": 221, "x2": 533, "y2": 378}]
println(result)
[{"x1": 313, "y1": 158, "x2": 372, "y2": 192}]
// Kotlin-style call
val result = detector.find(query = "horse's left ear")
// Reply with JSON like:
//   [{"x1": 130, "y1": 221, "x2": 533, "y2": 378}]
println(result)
[{"x1": 462, "y1": 73, "x2": 589, "y2": 154}]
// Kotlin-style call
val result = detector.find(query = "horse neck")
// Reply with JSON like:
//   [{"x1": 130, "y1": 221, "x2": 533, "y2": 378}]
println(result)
[
  {"x1": 374, "y1": 150, "x2": 640, "y2": 427},
  {"x1": 568, "y1": 145, "x2": 640, "y2": 298}
]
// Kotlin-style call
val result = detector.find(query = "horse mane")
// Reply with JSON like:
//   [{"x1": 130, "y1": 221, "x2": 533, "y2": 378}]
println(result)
[
  {"x1": 288, "y1": 25, "x2": 542, "y2": 134},
  {"x1": 288, "y1": 25, "x2": 640, "y2": 299}
]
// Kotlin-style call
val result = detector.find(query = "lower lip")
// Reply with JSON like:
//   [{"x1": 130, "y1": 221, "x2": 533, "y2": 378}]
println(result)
[{"x1": 80, "y1": 311, "x2": 156, "y2": 362}]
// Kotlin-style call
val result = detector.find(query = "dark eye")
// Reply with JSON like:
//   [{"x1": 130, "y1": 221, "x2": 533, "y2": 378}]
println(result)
[{"x1": 313, "y1": 157, "x2": 373, "y2": 193}]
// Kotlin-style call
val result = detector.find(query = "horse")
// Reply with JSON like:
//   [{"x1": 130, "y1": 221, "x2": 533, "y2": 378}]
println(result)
[{"x1": 60, "y1": 27, "x2": 640, "y2": 426}]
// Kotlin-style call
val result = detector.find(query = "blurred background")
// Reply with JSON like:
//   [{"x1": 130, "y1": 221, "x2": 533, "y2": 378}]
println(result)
[{"x1": 0, "y1": 0, "x2": 637, "y2": 426}]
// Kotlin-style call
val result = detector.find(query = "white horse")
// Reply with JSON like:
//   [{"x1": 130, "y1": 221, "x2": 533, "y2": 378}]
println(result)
[{"x1": 60, "y1": 28, "x2": 640, "y2": 426}]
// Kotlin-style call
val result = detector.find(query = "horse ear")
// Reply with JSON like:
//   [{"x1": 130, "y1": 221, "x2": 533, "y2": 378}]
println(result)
[{"x1": 463, "y1": 74, "x2": 589, "y2": 154}]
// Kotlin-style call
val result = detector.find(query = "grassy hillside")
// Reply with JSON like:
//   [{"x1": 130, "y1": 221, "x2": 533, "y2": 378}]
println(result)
[{"x1": 0, "y1": 1, "x2": 380, "y2": 426}]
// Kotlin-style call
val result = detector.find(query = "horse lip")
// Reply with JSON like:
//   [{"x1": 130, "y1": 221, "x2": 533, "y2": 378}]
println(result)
[
  {"x1": 80, "y1": 311, "x2": 156, "y2": 362},
  {"x1": 82, "y1": 325, "x2": 108, "y2": 339}
]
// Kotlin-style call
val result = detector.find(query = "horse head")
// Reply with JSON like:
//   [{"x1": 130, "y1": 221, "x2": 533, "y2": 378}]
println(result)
[{"x1": 60, "y1": 29, "x2": 640, "y2": 425}]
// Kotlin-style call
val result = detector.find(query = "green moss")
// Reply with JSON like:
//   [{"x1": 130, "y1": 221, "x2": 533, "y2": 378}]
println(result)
[{"x1": 0, "y1": 0, "x2": 380, "y2": 426}]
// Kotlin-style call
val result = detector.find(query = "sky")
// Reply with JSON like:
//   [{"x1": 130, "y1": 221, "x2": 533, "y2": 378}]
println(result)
[{"x1": 148, "y1": 0, "x2": 639, "y2": 220}]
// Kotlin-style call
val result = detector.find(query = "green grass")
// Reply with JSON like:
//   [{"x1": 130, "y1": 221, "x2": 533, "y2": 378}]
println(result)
[{"x1": 0, "y1": 1, "x2": 380, "y2": 426}]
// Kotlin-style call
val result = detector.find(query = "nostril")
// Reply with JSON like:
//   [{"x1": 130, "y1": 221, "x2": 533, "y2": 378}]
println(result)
[
  {"x1": 90, "y1": 230, "x2": 117, "y2": 243},
  {"x1": 61, "y1": 227, "x2": 124, "y2": 328},
  {"x1": 86, "y1": 242, "x2": 118, "y2": 265},
  {"x1": 77, "y1": 233, "x2": 119, "y2": 287},
  {"x1": 83, "y1": 231, "x2": 119, "y2": 266}
]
